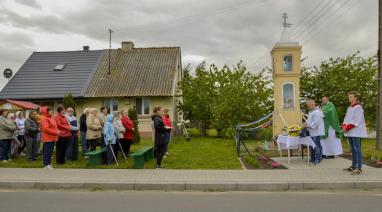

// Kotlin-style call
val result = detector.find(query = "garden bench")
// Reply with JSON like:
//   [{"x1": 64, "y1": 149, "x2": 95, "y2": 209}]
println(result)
[
  {"x1": 85, "y1": 148, "x2": 106, "y2": 166},
  {"x1": 130, "y1": 146, "x2": 154, "y2": 169}
]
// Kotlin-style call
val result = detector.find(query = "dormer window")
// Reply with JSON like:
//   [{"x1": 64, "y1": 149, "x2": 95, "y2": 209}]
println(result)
[
  {"x1": 54, "y1": 64, "x2": 66, "y2": 71},
  {"x1": 283, "y1": 55, "x2": 292, "y2": 71}
]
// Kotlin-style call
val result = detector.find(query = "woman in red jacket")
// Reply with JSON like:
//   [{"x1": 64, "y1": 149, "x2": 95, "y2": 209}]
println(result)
[
  {"x1": 162, "y1": 109, "x2": 173, "y2": 155},
  {"x1": 120, "y1": 109, "x2": 134, "y2": 157},
  {"x1": 54, "y1": 105, "x2": 71, "y2": 164},
  {"x1": 40, "y1": 106, "x2": 59, "y2": 169}
]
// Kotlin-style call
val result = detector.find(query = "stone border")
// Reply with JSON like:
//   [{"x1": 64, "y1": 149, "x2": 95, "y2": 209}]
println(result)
[{"x1": 1, "y1": 180, "x2": 382, "y2": 191}]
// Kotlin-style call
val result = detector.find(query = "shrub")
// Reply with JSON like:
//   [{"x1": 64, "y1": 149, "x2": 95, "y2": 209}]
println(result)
[
  {"x1": 206, "y1": 129, "x2": 218, "y2": 137},
  {"x1": 256, "y1": 128, "x2": 273, "y2": 140},
  {"x1": 63, "y1": 93, "x2": 76, "y2": 115},
  {"x1": 243, "y1": 155, "x2": 260, "y2": 168},
  {"x1": 364, "y1": 153, "x2": 372, "y2": 160},
  {"x1": 187, "y1": 128, "x2": 201, "y2": 137},
  {"x1": 128, "y1": 107, "x2": 140, "y2": 144}
]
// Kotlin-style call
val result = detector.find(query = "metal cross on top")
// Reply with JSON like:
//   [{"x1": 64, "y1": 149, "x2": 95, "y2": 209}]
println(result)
[{"x1": 282, "y1": 12, "x2": 292, "y2": 28}]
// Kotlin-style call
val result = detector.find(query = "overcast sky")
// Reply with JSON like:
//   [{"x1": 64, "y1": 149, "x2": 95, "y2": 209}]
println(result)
[{"x1": 0, "y1": 0, "x2": 378, "y2": 90}]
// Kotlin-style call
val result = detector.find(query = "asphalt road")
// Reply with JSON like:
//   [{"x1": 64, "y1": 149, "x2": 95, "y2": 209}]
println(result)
[{"x1": 0, "y1": 190, "x2": 381, "y2": 212}]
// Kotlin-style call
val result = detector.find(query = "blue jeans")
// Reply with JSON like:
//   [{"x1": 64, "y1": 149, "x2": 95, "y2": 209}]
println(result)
[
  {"x1": 310, "y1": 136, "x2": 322, "y2": 164},
  {"x1": 66, "y1": 132, "x2": 78, "y2": 161},
  {"x1": 348, "y1": 137, "x2": 362, "y2": 169},
  {"x1": 164, "y1": 131, "x2": 171, "y2": 152},
  {"x1": 80, "y1": 131, "x2": 87, "y2": 157},
  {"x1": 0, "y1": 139, "x2": 11, "y2": 161},
  {"x1": 43, "y1": 142, "x2": 55, "y2": 166}
]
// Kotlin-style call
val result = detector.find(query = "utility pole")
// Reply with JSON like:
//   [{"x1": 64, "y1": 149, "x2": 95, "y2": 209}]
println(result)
[
  {"x1": 108, "y1": 29, "x2": 113, "y2": 76},
  {"x1": 377, "y1": 0, "x2": 382, "y2": 150}
]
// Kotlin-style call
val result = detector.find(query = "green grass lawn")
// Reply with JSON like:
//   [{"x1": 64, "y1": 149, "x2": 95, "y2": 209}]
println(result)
[
  {"x1": 165, "y1": 137, "x2": 241, "y2": 169},
  {"x1": 186, "y1": 128, "x2": 219, "y2": 137},
  {"x1": 341, "y1": 138, "x2": 382, "y2": 160},
  {"x1": 0, "y1": 137, "x2": 242, "y2": 170}
]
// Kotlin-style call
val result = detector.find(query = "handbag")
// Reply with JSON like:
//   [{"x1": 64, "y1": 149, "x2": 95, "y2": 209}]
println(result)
[{"x1": 299, "y1": 128, "x2": 310, "y2": 137}]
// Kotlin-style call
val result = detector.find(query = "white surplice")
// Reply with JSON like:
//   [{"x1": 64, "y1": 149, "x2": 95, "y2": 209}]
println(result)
[{"x1": 321, "y1": 126, "x2": 343, "y2": 156}]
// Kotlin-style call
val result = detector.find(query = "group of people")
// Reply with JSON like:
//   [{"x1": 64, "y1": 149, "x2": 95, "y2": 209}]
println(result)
[
  {"x1": 40, "y1": 105, "x2": 139, "y2": 169},
  {"x1": 0, "y1": 106, "x2": 84, "y2": 168},
  {"x1": 0, "y1": 105, "x2": 133, "y2": 168},
  {"x1": 81, "y1": 106, "x2": 136, "y2": 166},
  {"x1": 304, "y1": 91, "x2": 367, "y2": 175},
  {"x1": 0, "y1": 110, "x2": 40, "y2": 162},
  {"x1": 0, "y1": 104, "x2": 174, "y2": 169}
]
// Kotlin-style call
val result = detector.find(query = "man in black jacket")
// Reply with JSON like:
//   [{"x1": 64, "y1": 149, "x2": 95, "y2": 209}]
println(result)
[
  {"x1": 24, "y1": 111, "x2": 39, "y2": 161},
  {"x1": 80, "y1": 108, "x2": 89, "y2": 158},
  {"x1": 152, "y1": 106, "x2": 169, "y2": 169}
]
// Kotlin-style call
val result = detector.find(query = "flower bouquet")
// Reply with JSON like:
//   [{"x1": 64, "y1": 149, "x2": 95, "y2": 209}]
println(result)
[{"x1": 287, "y1": 124, "x2": 302, "y2": 137}]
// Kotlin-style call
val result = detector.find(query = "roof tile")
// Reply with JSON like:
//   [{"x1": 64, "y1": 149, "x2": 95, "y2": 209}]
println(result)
[
  {"x1": 84, "y1": 47, "x2": 181, "y2": 97},
  {"x1": 0, "y1": 50, "x2": 104, "y2": 100}
]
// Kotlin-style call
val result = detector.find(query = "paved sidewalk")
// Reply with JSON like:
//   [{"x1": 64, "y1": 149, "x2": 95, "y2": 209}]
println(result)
[{"x1": 0, "y1": 158, "x2": 381, "y2": 191}]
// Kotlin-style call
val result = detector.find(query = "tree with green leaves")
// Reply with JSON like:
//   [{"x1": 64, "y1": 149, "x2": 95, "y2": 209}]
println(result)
[
  {"x1": 178, "y1": 61, "x2": 273, "y2": 137},
  {"x1": 63, "y1": 93, "x2": 76, "y2": 115},
  {"x1": 129, "y1": 107, "x2": 140, "y2": 143},
  {"x1": 178, "y1": 62, "x2": 217, "y2": 136},
  {"x1": 211, "y1": 62, "x2": 272, "y2": 137},
  {"x1": 300, "y1": 52, "x2": 377, "y2": 128}
]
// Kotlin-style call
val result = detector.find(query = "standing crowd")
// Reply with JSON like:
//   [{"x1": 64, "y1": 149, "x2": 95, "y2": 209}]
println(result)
[
  {"x1": 0, "y1": 104, "x2": 173, "y2": 169},
  {"x1": 304, "y1": 91, "x2": 367, "y2": 175},
  {"x1": 39, "y1": 105, "x2": 138, "y2": 169}
]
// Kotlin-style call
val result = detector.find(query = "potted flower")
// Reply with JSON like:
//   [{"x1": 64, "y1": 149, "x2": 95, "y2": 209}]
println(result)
[{"x1": 287, "y1": 124, "x2": 302, "y2": 137}]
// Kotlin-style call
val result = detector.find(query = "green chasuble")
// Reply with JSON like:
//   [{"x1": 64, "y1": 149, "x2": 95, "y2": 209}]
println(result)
[{"x1": 322, "y1": 102, "x2": 342, "y2": 139}]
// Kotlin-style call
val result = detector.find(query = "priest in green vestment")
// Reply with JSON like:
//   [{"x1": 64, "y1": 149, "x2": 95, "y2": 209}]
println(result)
[{"x1": 321, "y1": 96, "x2": 343, "y2": 157}]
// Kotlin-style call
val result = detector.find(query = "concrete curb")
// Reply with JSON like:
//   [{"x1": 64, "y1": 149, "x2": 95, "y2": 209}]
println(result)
[{"x1": 1, "y1": 180, "x2": 382, "y2": 191}]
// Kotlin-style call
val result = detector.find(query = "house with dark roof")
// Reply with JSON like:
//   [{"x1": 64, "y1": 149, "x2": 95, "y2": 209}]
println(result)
[{"x1": 0, "y1": 41, "x2": 183, "y2": 137}]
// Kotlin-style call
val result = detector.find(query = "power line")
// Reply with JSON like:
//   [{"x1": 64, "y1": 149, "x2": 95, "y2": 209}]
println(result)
[
  {"x1": 81, "y1": 1, "x2": 270, "y2": 49},
  {"x1": 290, "y1": 0, "x2": 328, "y2": 31},
  {"x1": 123, "y1": 0, "x2": 269, "y2": 32},
  {"x1": 253, "y1": 0, "x2": 356, "y2": 72},
  {"x1": 301, "y1": 0, "x2": 358, "y2": 45},
  {"x1": 290, "y1": 0, "x2": 343, "y2": 39},
  {"x1": 289, "y1": 0, "x2": 335, "y2": 38},
  {"x1": 252, "y1": 52, "x2": 268, "y2": 70},
  {"x1": 252, "y1": 0, "x2": 335, "y2": 72},
  {"x1": 293, "y1": 0, "x2": 352, "y2": 42}
]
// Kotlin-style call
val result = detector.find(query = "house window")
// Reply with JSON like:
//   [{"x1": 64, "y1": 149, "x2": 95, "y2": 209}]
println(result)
[
  {"x1": 3, "y1": 103, "x2": 12, "y2": 110},
  {"x1": 105, "y1": 99, "x2": 118, "y2": 113},
  {"x1": 283, "y1": 55, "x2": 293, "y2": 71},
  {"x1": 282, "y1": 83, "x2": 295, "y2": 109},
  {"x1": 136, "y1": 98, "x2": 150, "y2": 115}
]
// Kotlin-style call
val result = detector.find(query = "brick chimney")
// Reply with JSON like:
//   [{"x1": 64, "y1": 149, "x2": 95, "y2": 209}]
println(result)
[{"x1": 121, "y1": 41, "x2": 134, "y2": 51}]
